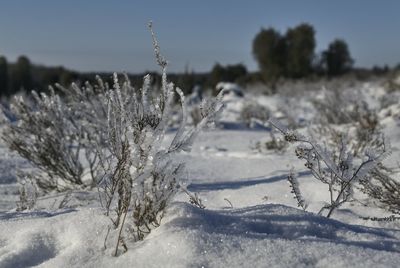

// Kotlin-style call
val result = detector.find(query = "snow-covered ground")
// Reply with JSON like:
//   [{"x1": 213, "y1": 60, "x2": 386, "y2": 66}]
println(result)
[{"x1": 1, "y1": 80, "x2": 400, "y2": 267}]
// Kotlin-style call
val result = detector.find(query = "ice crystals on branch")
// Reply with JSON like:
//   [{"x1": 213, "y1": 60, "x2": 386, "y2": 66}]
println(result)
[
  {"x1": 269, "y1": 118, "x2": 389, "y2": 218},
  {"x1": 100, "y1": 22, "x2": 224, "y2": 256}
]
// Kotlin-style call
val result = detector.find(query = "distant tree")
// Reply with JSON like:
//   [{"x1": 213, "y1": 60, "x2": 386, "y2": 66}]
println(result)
[
  {"x1": 252, "y1": 28, "x2": 286, "y2": 88},
  {"x1": 39, "y1": 66, "x2": 64, "y2": 88},
  {"x1": 285, "y1": 23, "x2": 316, "y2": 78},
  {"x1": 177, "y1": 64, "x2": 196, "y2": 94},
  {"x1": 209, "y1": 63, "x2": 247, "y2": 90},
  {"x1": 0, "y1": 56, "x2": 9, "y2": 96},
  {"x1": 209, "y1": 63, "x2": 226, "y2": 88},
  {"x1": 225, "y1": 64, "x2": 247, "y2": 83},
  {"x1": 322, "y1": 39, "x2": 353, "y2": 76},
  {"x1": 372, "y1": 64, "x2": 390, "y2": 75},
  {"x1": 59, "y1": 69, "x2": 77, "y2": 87},
  {"x1": 11, "y1": 56, "x2": 33, "y2": 93},
  {"x1": 312, "y1": 53, "x2": 326, "y2": 76}
]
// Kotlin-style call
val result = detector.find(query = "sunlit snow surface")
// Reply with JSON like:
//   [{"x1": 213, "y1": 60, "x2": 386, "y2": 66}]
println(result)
[{"x1": 1, "y1": 80, "x2": 400, "y2": 267}]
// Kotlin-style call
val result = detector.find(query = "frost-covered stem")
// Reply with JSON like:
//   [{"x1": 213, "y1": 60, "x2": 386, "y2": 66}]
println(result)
[
  {"x1": 148, "y1": 21, "x2": 167, "y2": 69},
  {"x1": 114, "y1": 209, "x2": 129, "y2": 257},
  {"x1": 270, "y1": 120, "x2": 343, "y2": 179},
  {"x1": 224, "y1": 198, "x2": 233, "y2": 208},
  {"x1": 181, "y1": 186, "x2": 206, "y2": 209},
  {"x1": 287, "y1": 171, "x2": 307, "y2": 210},
  {"x1": 329, "y1": 173, "x2": 334, "y2": 206},
  {"x1": 326, "y1": 157, "x2": 375, "y2": 218},
  {"x1": 270, "y1": 119, "x2": 386, "y2": 218}
]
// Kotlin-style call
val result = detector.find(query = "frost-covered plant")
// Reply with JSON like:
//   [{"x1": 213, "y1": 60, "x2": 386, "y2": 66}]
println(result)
[
  {"x1": 189, "y1": 106, "x2": 203, "y2": 126},
  {"x1": 360, "y1": 165, "x2": 400, "y2": 216},
  {"x1": 101, "y1": 22, "x2": 223, "y2": 256},
  {"x1": 239, "y1": 102, "x2": 270, "y2": 127},
  {"x1": 265, "y1": 130, "x2": 288, "y2": 153},
  {"x1": 270, "y1": 119, "x2": 389, "y2": 218},
  {"x1": 384, "y1": 72, "x2": 400, "y2": 92},
  {"x1": 312, "y1": 88, "x2": 380, "y2": 145},
  {"x1": 181, "y1": 187, "x2": 206, "y2": 209},
  {"x1": 1, "y1": 88, "x2": 101, "y2": 192},
  {"x1": 54, "y1": 76, "x2": 110, "y2": 151},
  {"x1": 1, "y1": 66, "x2": 112, "y2": 193},
  {"x1": 16, "y1": 172, "x2": 38, "y2": 211},
  {"x1": 311, "y1": 87, "x2": 378, "y2": 127},
  {"x1": 186, "y1": 85, "x2": 204, "y2": 126},
  {"x1": 347, "y1": 100, "x2": 381, "y2": 156},
  {"x1": 379, "y1": 92, "x2": 399, "y2": 110},
  {"x1": 252, "y1": 130, "x2": 288, "y2": 154},
  {"x1": 277, "y1": 96, "x2": 306, "y2": 129},
  {"x1": 309, "y1": 122, "x2": 396, "y2": 217},
  {"x1": 310, "y1": 90, "x2": 382, "y2": 160},
  {"x1": 310, "y1": 121, "x2": 384, "y2": 160},
  {"x1": 312, "y1": 87, "x2": 354, "y2": 125}
]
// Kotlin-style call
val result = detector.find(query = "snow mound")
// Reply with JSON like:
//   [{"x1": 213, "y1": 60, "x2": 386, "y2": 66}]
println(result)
[{"x1": 1, "y1": 203, "x2": 399, "y2": 267}]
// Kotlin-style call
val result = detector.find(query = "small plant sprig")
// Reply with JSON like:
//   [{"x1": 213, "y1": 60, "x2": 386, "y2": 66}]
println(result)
[
  {"x1": 287, "y1": 169, "x2": 308, "y2": 211},
  {"x1": 181, "y1": 186, "x2": 206, "y2": 209},
  {"x1": 270, "y1": 118, "x2": 389, "y2": 218}
]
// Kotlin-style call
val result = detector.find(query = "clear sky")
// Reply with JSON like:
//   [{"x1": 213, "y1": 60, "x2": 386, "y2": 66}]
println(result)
[{"x1": 0, "y1": 0, "x2": 399, "y2": 73}]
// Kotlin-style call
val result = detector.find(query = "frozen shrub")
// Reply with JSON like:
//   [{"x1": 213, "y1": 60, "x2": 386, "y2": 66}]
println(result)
[
  {"x1": 16, "y1": 172, "x2": 38, "y2": 211},
  {"x1": 1, "y1": 63, "x2": 113, "y2": 193},
  {"x1": 360, "y1": 165, "x2": 400, "y2": 216},
  {"x1": 310, "y1": 120, "x2": 383, "y2": 159},
  {"x1": 311, "y1": 87, "x2": 356, "y2": 125},
  {"x1": 188, "y1": 94, "x2": 215, "y2": 126},
  {"x1": 253, "y1": 130, "x2": 288, "y2": 154},
  {"x1": 1, "y1": 88, "x2": 101, "y2": 192},
  {"x1": 349, "y1": 100, "x2": 379, "y2": 129},
  {"x1": 101, "y1": 22, "x2": 223, "y2": 256},
  {"x1": 308, "y1": 122, "x2": 396, "y2": 217},
  {"x1": 54, "y1": 76, "x2": 109, "y2": 150},
  {"x1": 276, "y1": 92, "x2": 312, "y2": 129},
  {"x1": 265, "y1": 130, "x2": 288, "y2": 152},
  {"x1": 384, "y1": 72, "x2": 400, "y2": 92},
  {"x1": 379, "y1": 92, "x2": 399, "y2": 109},
  {"x1": 313, "y1": 88, "x2": 379, "y2": 132},
  {"x1": 239, "y1": 101, "x2": 270, "y2": 127},
  {"x1": 311, "y1": 88, "x2": 382, "y2": 158},
  {"x1": 270, "y1": 119, "x2": 389, "y2": 218}
]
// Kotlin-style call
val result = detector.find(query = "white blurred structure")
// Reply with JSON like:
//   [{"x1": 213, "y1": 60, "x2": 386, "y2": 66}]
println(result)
[
  {"x1": 216, "y1": 82, "x2": 244, "y2": 98},
  {"x1": 187, "y1": 85, "x2": 203, "y2": 106}
]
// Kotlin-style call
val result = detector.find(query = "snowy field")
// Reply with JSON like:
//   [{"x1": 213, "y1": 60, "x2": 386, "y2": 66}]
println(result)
[{"x1": 1, "y1": 79, "x2": 400, "y2": 267}]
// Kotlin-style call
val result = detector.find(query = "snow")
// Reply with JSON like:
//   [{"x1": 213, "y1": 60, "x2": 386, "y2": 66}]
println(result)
[
  {"x1": 1, "y1": 79, "x2": 400, "y2": 267},
  {"x1": 1, "y1": 203, "x2": 399, "y2": 267}
]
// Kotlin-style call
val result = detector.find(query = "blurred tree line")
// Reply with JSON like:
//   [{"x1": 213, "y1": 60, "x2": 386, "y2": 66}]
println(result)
[
  {"x1": 0, "y1": 55, "x2": 247, "y2": 98},
  {"x1": 0, "y1": 55, "x2": 80, "y2": 97},
  {"x1": 0, "y1": 22, "x2": 396, "y2": 97}
]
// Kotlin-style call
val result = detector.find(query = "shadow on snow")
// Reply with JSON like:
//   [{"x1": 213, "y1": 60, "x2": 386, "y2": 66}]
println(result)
[{"x1": 188, "y1": 171, "x2": 311, "y2": 192}]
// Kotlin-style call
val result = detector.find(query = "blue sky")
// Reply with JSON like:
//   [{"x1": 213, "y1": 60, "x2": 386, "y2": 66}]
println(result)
[{"x1": 0, "y1": 0, "x2": 399, "y2": 73}]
